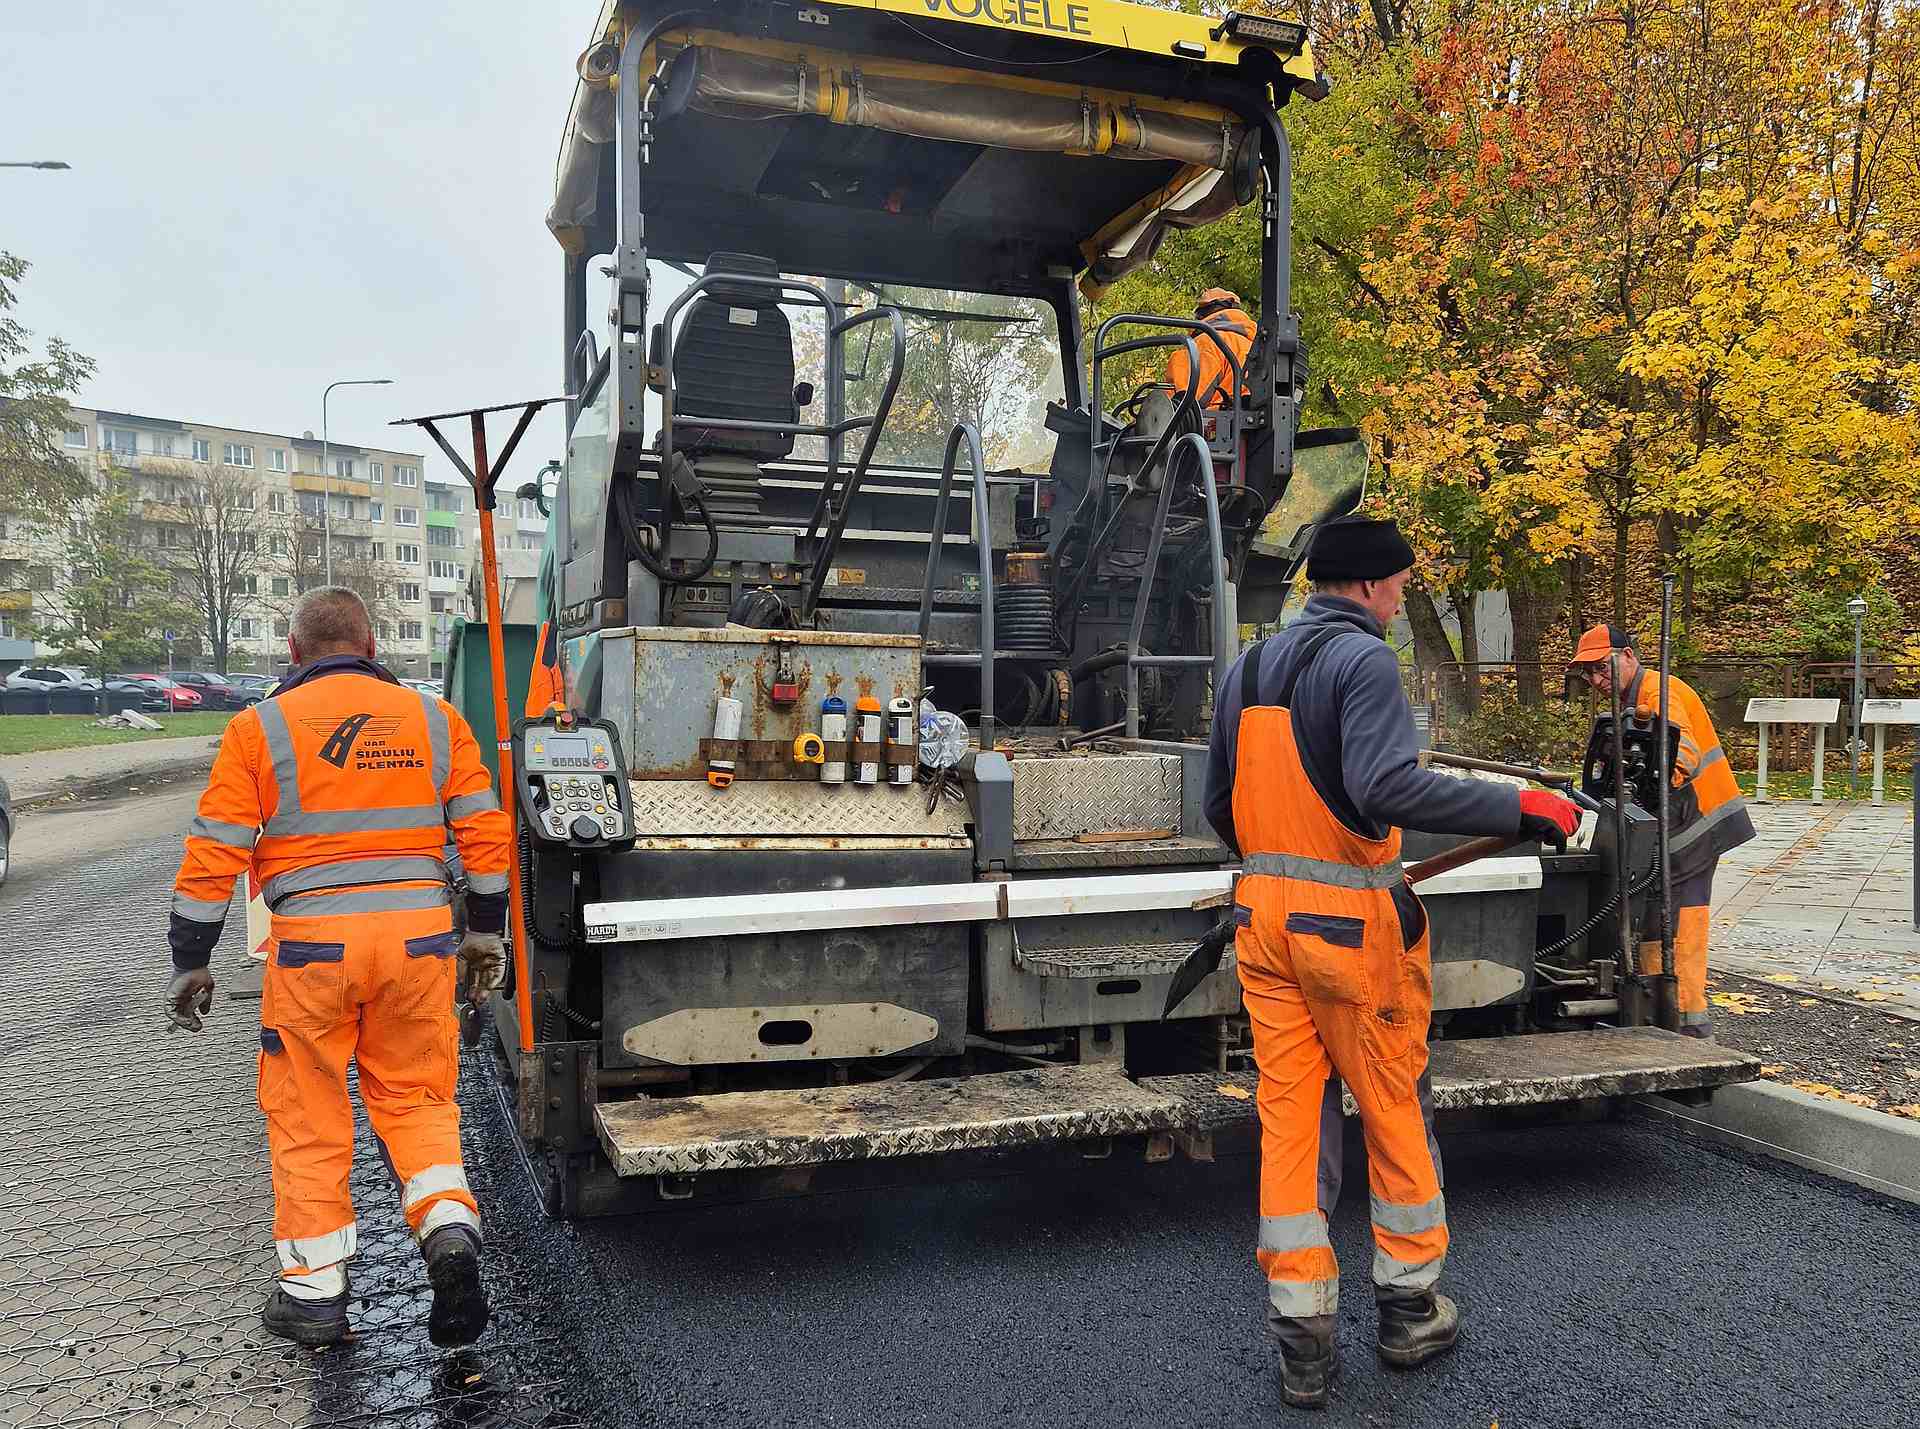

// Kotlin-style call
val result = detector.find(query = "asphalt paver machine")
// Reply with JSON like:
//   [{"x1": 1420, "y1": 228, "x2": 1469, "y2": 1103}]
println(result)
[{"x1": 462, "y1": 0, "x2": 1756, "y2": 1213}]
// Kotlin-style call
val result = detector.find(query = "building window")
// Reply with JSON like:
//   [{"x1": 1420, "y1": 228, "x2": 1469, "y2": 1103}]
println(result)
[
  {"x1": 270, "y1": 535, "x2": 288, "y2": 556},
  {"x1": 151, "y1": 434, "x2": 177, "y2": 458},
  {"x1": 369, "y1": 461, "x2": 383, "y2": 485},
  {"x1": 399, "y1": 581, "x2": 422, "y2": 602},
  {"x1": 64, "y1": 427, "x2": 88, "y2": 449},
  {"x1": 427, "y1": 487, "x2": 464, "y2": 514},
  {"x1": 192, "y1": 437, "x2": 211, "y2": 462},
  {"x1": 395, "y1": 542, "x2": 420, "y2": 563},
  {"x1": 330, "y1": 495, "x2": 353, "y2": 519},
  {"x1": 519, "y1": 533, "x2": 542, "y2": 551},
  {"x1": 235, "y1": 488, "x2": 255, "y2": 511},
  {"x1": 369, "y1": 501, "x2": 384, "y2": 523},
  {"x1": 332, "y1": 457, "x2": 355, "y2": 479},
  {"x1": 267, "y1": 491, "x2": 288, "y2": 514},
  {"x1": 236, "y1": 617, "x2": 258, "y2": 639},
  {"x1": 222, "y1": 443, "x2": 253, "y2": 468},
  {"x1": 296, "y1": 491, "x2": 325, "y2": 518},
  {"x1": 372, "y1": 542, "x2": 387, "y2": 560},
  {"x1": 394, "y1": 506, "x2": 419, "y2": 527},
  {"x1": 273, "y1": 618, "x2": 290, "y2": 638},
  {"x1": 26, "y1": 565, "x2": 54, "y2": 592},
  {"x1": 272, "y1": 577, "x2": 290, "y2": 596},
  {"x1": 429, "y1": 559, "x2": 460, "y2": 581},
  {"x1": 101, "y1": 427, "x2": 138, "y2": 456},
  {"x1": 399, "y1": 620, "x2": 424, "y2": 642},
  {"x1": 393, "y1": 465, "x2": 419, "y2": 488},
  {"x1": 267, "y1": 448, "x2": 288, "y2": 472},
  {"x1": 517, "y1": 497, "x2": 540, "y2": 521},
  {"x1": 427, "y1": 524, "x2": 461, "y2": 548}
]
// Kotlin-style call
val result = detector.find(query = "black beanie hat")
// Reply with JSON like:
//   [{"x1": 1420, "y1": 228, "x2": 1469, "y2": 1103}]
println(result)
[{"x1": 1305, "y1": 515, "x2": 1416, "y2": 582}]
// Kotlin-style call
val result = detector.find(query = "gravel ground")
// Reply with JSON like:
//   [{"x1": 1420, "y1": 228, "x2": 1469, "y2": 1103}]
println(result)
[{"x1": 1707, "y1": 970, "x2": 1920, "y2": 1118}]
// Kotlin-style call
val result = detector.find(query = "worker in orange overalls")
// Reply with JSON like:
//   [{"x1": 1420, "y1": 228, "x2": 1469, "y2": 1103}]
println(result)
[
  {"x1": 526, "y1": 620, "x2": 563, "y2": 718},
  {"x1": 1205, "y1": 516, "x2": 1581, "y2": 1408},
  {"x1": 1165, "y1": 287, "x2": 1255, "y2": 410},
  {"x1": 1569, "y1": 623, "x2": 1754, "y2": 1038},
  {"x1": 164, "y1": 586, "x2": 512, "y2": 1350}
]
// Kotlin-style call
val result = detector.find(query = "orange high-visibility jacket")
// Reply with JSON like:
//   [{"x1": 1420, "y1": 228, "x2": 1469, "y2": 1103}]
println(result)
[
  {"x1": 1166, "y1": 307, "x2": 1255, "y2": 409},
  {"x1": 526, "y1": 621, "x2": 563, "y2": 718},
  {"x1": 1628, "y1": 669, "x2": 1754, "y2": 876},
  {"x1": 169, "y1": 655, "x2": 512, "y2": 969}
]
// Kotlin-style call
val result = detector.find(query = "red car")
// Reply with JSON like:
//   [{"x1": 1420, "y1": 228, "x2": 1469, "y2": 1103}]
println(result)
[{"x1": 125, "y1": 674, "x2": 204, "y2": 711}]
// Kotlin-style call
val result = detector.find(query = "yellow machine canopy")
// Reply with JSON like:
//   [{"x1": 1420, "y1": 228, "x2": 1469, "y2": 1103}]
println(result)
[{"x1": 550, "y1": 0, "x2": 1315, "y2": 293}]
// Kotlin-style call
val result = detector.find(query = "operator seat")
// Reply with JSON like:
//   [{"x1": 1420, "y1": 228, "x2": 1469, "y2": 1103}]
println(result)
[{"x1": 661, "y1": 252, "x2": 801, "y2": 522}]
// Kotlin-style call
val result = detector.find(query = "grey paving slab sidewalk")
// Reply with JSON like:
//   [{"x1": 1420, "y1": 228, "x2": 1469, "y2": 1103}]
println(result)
[
  {"x1": 1711, "y1": 800, "x2": 1920, "y2": 1016},
  {"x1": 0, "y1": 732, "x2": 222, "y2": 806}
]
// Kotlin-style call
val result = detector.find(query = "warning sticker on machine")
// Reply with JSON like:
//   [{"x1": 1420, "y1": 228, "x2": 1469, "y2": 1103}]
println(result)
[
  {"x1": 823, "y1": 568, "x2": 867, "y2": 587},
  {"x1": 727, "y1": 307, "x2": 759, "y2": 326}
]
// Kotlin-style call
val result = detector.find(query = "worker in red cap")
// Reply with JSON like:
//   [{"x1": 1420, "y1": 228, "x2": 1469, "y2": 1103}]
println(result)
[
  {"x1": 1568, "y1": 623, "x2": 1753, "y2": 1038},
  {"x1": 1166, "y1": 287, "x2": 1255, "y2": 409},
  {"x1": 1205, "y1": 515, "x2": 1582, "y2": 1408}
]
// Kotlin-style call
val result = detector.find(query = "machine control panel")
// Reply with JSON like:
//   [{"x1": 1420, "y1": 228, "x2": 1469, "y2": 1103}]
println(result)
[{"x1": 512, "y1": 716, "x2": 636, "y2": 851}]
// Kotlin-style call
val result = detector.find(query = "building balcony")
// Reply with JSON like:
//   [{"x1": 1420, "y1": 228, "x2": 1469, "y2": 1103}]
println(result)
[{"x1": 290, "y1": 474, "x2": 374, "y2": 499}]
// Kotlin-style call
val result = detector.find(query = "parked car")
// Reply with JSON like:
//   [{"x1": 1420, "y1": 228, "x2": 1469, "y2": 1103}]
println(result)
[
  {"x1": 173, "y1": 670, "x2": 260, "y2": 710},
  {"x1": 122, "y1": 675, "x2": 203, "y2": 711},
  {"x1": 404, "y1": 678, "x2": 444, "y2": 698},
  {"x1": 0, "y1": 774, "x2": 11, "y2": 889},
  {"x1": 225, "y1": 673, "x2": 278, "y2": 697},
  {"x1": 101, "y1": 677, "x2": 169, "y2": 713},
  {"x1": 3, "y1": 666, "x2": 100, "y2": 692}
]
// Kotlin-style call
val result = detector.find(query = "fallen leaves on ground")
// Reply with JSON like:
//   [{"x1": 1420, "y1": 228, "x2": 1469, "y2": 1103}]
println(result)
[
  {"x1": 1763, "y1": 973, "x2": 1799, "y2": 984},
  {"x1": 1710, "y1": 990, "x2": 1769, "y2": 1015},
  {"x1": 1857, "y1": 991, "x2": 1888, "y2": 1002},
  {"x1": 1214, "y1": 1084, "x2": 1252, "y2": 1100},
  {"x1": 1891, "y1": 1105, "x2": 1920, "y2": 1121},
  {"x1": 1787, "y1": 1080, "x2": 1878, "y2": 1109}
]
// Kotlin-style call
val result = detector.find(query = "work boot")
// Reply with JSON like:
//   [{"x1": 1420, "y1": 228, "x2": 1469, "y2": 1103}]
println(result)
[
  {"x1": 1271, "y1": 1313, "x2": 1336, "y2": 1411},
  {"x1": 423, "y1": 1223, "x2": 490, "y2": 1348},
  {"x1": 261, "y1": 1282, "x2": 349, "y2": 1348},
  {"x1": 1376, "y1": 1291, "x2": 1459, "y2": 1369}
]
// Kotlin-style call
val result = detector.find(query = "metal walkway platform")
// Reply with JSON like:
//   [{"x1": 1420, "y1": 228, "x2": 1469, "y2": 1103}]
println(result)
[{"x1": 595, "y1": 1028, "x2": 1761, "y2": 1177}]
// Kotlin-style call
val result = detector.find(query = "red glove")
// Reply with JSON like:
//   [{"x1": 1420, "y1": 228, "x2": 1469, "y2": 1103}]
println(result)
[{"x1": 1517, "y1": 789, "x2": 1581, "y2": 851}]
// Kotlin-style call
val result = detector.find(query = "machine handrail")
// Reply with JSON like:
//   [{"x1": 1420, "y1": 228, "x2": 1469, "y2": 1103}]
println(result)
[
  {"x1": 802, "y1": 304, "x2": 909, "y2": 611},
  {"x1": 916, "y1": 423, "x2": 996, "y2": 750},
  {"x1": 803, "y1": 304, "x2": 909, "y2": 544},
  {"x1": 1123, "y1": 432, "x2": 1233, "y2": 739},
  {"x1": 1090, "y1": 313, "x2": 1246, "y2": 509}
]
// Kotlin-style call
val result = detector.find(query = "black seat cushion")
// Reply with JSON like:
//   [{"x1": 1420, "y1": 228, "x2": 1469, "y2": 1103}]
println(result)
[{"x1": 674, "y1": 253, "x2": 796, "y2": 461}]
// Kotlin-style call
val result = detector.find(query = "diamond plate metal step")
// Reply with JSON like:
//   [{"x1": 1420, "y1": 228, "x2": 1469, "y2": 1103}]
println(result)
[
  {"x1": 592, "y1": 1029, "x2": 1759, "y2": 1178},
  {"x1": 1013, "y1": 940, "x2": 1230, "y2": 980}
]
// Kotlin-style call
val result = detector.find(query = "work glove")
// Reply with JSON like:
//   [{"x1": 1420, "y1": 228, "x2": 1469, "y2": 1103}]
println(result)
[
  {"x1": 456, "y1": 931, "x2": 507, "y2": 1007},
  {"x1": 1517, "y1": 789, "x2": 1581, "y2": 853},
  {"x1": 165, "y1": 968, "x2": 216, "y2": 1033}
]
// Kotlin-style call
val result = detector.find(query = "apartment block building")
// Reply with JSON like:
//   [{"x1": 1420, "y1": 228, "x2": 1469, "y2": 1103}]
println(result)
[{"x1": 0, "y1": 406, "x2": 486, "y2": 680}]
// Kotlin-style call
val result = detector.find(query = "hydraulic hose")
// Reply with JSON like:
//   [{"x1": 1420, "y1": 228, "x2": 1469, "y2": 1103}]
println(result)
[{"x1": 614, "y1": 474, "x2": 719, "y2": 584}]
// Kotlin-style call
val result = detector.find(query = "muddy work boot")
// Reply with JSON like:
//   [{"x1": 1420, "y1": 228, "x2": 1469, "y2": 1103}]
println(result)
[
  {"x1": 422, "y1": 1223, "x2": 490, "y2": 1348},
  {"x1": 261, "y1": 1282, "x2": 349, "y2": 1348},
  {"x1": 1376, "y1": 1291, "x2": 1459, "y2": 1369},
  {"x1": 1272, "y1": 1314, "x2": 1337, "y2": 1410}
]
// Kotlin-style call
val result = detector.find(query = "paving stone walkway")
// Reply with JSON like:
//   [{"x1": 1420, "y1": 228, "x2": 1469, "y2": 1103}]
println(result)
[{"x1": 1711, "y1": 800, "x2": 1920, "y2": 1017}]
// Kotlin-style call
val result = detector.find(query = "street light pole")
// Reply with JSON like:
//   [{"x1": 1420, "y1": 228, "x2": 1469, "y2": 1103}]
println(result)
[
  {"x1": 320, "y1": 378, "x2": 393, "y2": 584},
  {"x1": 1848, "y1": 596, "x2": 1868, "y2": 799}
]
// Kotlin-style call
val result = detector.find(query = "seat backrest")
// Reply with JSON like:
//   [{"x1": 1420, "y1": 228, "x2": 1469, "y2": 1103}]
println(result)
[{"x1": 673, "y1": 252, "x2": 797, "y2": 461}]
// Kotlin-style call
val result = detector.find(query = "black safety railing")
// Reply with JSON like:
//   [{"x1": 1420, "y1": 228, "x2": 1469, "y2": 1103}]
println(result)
[
  {"x1": 802, "y1": 304, "x2": 909, "y2": 609},
  {"x1": 1123, "y1": 431, "x2": 1233, "y2": 738},
  {"x1": 918, "y1": 422, "x2": 997, "y2": 750}
]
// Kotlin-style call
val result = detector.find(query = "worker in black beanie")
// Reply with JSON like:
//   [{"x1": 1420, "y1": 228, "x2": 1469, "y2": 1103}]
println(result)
[{"x1": 1202, "y1": 512, "x2": 1581, "y2": 1407}]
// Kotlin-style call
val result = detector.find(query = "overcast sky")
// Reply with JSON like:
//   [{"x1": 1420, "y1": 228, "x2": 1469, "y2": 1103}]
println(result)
[{"x1": 9, "y1": 1, "x2": 590, "y2": 481}]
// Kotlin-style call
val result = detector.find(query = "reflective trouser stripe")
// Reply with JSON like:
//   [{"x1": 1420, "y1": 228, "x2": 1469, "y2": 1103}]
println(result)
[
  {"x1": 171, "y1": 891, "x2": 230, "y2": 922},
  {"x1": 1259, "y1": 1211, "x2": 1332, "y2": 1253},
  {"x1": 276, "y1": 1222, "x2": 357, "y2": 1276},
  {"x1": 280, "y1": 1263, "x2": 347, "y2": 1301},
  {"x1": 1370, "y1": 1191, "x2": 1446, "y2": 1236},
  {"x1": 417, "y1": 1197, "x2": 482, "y2": 1242},
  {"x1": 1375, "y1": 1247, "x2": 1446, "y2": 1295},
  {"x1": 263, "y1": 856, "x2": 447, "y2": 906},
  {"x1": 1267, "y1": 1274, "x2": 1340, "y2": 1319},
  {"x1": 189, "y1": 815, "x2": 257, "y2": 849},
  {"x1": 1259, "y1": 1211, "x2": 1339, "y2": 1317},
  {"x1": 402, "y1": 1163, "x2": 471, "y2": 1215},
  {"x1": 466, "y1": 871, "x2": 508, "y2": 894},
  {"x1": 1241, "y1": 851, "x2": 1404, "y2": 890},
  {"x1": 282, "y1": 884, "x2": 452, "y2": 917},
  {"x1": 1671, "y1": 795, "x2": 1747, "y2": 853},
  {"x1": 445, "y1": 790, "x2": 499, "y2": 821}
]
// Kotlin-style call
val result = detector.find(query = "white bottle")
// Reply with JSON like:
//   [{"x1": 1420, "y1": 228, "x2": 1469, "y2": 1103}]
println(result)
[
  {"x1": 820, "y1": 696, "x2": 847, "y2": 786},
  {"x1": 853, "y1": 696, "x2": 882, "y2": 786},
  {"x1": 887, "y1": 697, "x2": 915, "y2": 786},
  {"x1": 707, "y1": 693, "x2": 742, "y2": 789}
]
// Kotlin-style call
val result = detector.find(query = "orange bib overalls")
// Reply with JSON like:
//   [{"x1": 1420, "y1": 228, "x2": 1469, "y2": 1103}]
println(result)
[{"x1": 1230, "y1": 631, "x2": 1448, "y2": 1331}]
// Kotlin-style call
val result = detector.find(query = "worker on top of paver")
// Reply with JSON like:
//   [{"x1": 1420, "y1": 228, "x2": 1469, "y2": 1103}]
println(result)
[
  {"x1": 1166, "y1": 287, "x2": 1254, "y2": 409},
  {"x1": 1205, "y1": 515, "x2": 1582, "y2": 1409},
  {"x1": 163, "y1": 586, "x2": 511, "y2": 1350},
  {"x1": 1569, "y1": 623, "x2": 1755, "y2": 1039}
]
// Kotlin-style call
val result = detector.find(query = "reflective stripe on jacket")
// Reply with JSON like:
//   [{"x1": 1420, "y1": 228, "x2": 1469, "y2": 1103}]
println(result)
[
  {"x1": 1166, "y1": 307, "x2": 1255, "y2": 410},
  {"x1": 169, "y1": 655, "x2": 512, "y2": 969},
  {"x1": 1628, "y1": 670, "x2": 1754, "y2": 874}
]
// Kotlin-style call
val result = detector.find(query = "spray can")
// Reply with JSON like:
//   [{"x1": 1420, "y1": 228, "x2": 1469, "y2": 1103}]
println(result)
[
  {"x1": 887, "y1": 696, "x2": 915, "y2": 786},
  {"x1": 853, "y1": 695, "x2": 882, "y2": 786},
  {"x1": 707, "y1": 692, "x2": 742, "y2": 789},
  {"x1": 819, "y1": 696, "x2": 848, "y2": 785}
]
